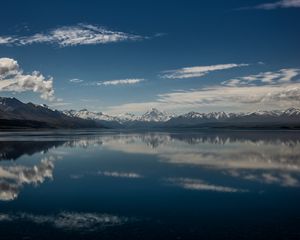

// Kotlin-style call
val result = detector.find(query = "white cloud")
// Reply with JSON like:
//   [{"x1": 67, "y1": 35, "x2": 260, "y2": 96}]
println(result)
[
  {"x1": 0, "y1": 58, "x2": 19, "y2": 76},
  {"x1": 0, "y1": 37, "x2": 14, "y2": 44},
  {"x1": 255, "y1": 0, "x2": 300, "y2": 9},
  {"x1": 69, "y1": 78, "x2": 84, "y2": 83},
  {"x1": 97, "y1": 78, "x2": 144, "y2": 86},
  {"x1": 0, "y1": 24, "x2": 144, "y2": 47},
  {"x1": 160, "y1": 63, "x2": 248, "y2": 79},
  {"x1": 107, "y1": 68, "x2": 300, "y2": 114},
  {"x1": 0, "y1": 57, "x2": 55, "y2": 101}
]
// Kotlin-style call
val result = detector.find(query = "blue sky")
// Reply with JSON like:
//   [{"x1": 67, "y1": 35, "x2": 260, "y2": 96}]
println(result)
[{"x1": 0, "y1": 0, "x2": 300, "y2": 114}]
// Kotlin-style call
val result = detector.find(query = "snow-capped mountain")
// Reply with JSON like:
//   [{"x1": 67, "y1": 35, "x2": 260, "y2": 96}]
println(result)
[
  {"x1": 206, "y1": 111, "x2": 229, "y2": 120},
  {"x1": 63, "y1": 107, "x2": 300, "y2": 128},
  {"x1": 116, "y1": 112, "x2": 139, "y2": 122},
  {"x1": 138, "y1": 108, "x2": 174, "y2": 122},
  {"x1": 63, "y1": 108, "x2": 174, "y2": 124},
  {"x1": 167, "y1": 108, "x2": 300, "y2": 127},
  {"x1": 63, "y1": 109, "x2": 119, "y2": 122}
]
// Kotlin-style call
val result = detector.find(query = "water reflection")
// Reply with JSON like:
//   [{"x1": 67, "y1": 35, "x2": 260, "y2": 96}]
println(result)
[
  {"x1": 0, "y1": 131, "x2": 300, "y2": 203},
  {"x1": 0, "y1": 131, "x2": 300, "y2": 239}
]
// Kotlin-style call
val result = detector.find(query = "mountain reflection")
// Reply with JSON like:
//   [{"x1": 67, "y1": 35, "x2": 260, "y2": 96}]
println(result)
[
  {"x1": 98, "y1": 132, "x2": 300, "y2": 188},
  {"x1": 0, "y1": 131, "x2": 300, "y2": 201},
  {"x1": 0, "y1": 141, "x2": 65, "y2": 161}
]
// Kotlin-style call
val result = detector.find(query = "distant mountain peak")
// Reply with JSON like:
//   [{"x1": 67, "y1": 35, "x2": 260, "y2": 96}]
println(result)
[{"x1": 139, "y1": 108, "x2": 173, "y2": 122}]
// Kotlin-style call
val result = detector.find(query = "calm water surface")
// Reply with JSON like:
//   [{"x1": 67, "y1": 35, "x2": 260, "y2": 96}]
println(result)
[{"x1": 0, "y1": 130, "x2": 300, "y2": 239}]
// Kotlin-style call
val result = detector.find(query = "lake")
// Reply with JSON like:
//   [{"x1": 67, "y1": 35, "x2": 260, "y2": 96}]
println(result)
[{"x1": 0, "y1": 130, "x2": 300, "y2": 239}]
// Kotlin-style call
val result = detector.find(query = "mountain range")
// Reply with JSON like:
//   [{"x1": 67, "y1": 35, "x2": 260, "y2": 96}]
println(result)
[
  {"x1": 0, "y1": 97, "x2": 99, "y2": 129},
  {"x1": 1, "y1": 97, "x2": 300, "y2": 129}
]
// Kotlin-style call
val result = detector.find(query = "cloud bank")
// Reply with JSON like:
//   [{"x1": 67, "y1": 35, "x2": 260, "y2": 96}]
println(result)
[
  {"x1": 107, "y1": 68, "x2": 300, "y2": 114},
  {"x1": 0, "y1": 24, "x2": 144, "y2": 47},
  {"x1": 0, "y1": 58, "x2": 55, "y2": 101}
]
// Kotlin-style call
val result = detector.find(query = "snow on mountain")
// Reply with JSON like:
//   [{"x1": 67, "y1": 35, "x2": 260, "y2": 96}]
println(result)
[
  {"x1": 138, "y1": 108, "x2": 174, "y2": 122},
  {"x1": 167, "y1": 108, "x2": 300, "y2": 127},
  {"x1": 243, "y1": 110, "x2": 281, "y2": 117},
  {"x1": 63, "y1": 108, "x2": 175, "y2": 123},
  {"x1": 63, "y1": 109, "x2": 118, "y2": 122},
  {"x1": 283, "y1": 107, "x2": 300, "y2": 116},
  {"x1": 116, "y1": 112, "x2": 138, "y2": 122},
  {"x1": 177, "y1": 111, "x2": 229, "y2": 120},
  {"x1": 206, "y1": 111, "x2": 229, "y2": 120},
  {"x1": 178, "y1": 112, "x2": 203, "y2": 119},
  {"x1": 62, "y1": 107, "x2": 300, "y2": 125},
  {"x1": 58, "y1": 104, "x2": 300, "y2": 130}
]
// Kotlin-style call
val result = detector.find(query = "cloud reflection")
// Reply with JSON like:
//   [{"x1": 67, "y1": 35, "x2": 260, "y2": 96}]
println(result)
[
  {"x1": 165, "y1": 178, "x2": 247, "y2": 192},
  {"x1": 227, "y1": 170, "x2": 299, "y2": 187},
  {"x1": 0, "y1": 156, "x2": 56, "y2": 201},
  {"x1": 0, "y1": 211, "x2": 130, "y2": 231}
]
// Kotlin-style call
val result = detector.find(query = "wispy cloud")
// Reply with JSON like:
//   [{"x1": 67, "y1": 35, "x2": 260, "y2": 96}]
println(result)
[
  {"x1": 0, "y1": 57, "x2": 55, "y2": 101},
  {"x1": 222, "y1": 68, "x2": 300, "y2": 87},
  {"x1": 69, "y1": 78, "x2": 84, "y2": 83},
  {"x1": 97, "y1": 171, "x2": 143, "y2": 178},
  {"x1": 244, "y1": 0, "x2": 300, "y2": 10},
  {"x1": 49, "y1": 102, "x2": 72, "y2": 107},
  {"x1": 0, "y1": 24, "x2": 145, "y2": 47},
  {"x1": 96, "y1": 78, "x2": 144, "y2": 86},
  {"x1": 107, "y1": 68, "x2": 300, "y2": 114},
  {"x1": 160, "y1": 63, "x2": 248, "y2": 79}
]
